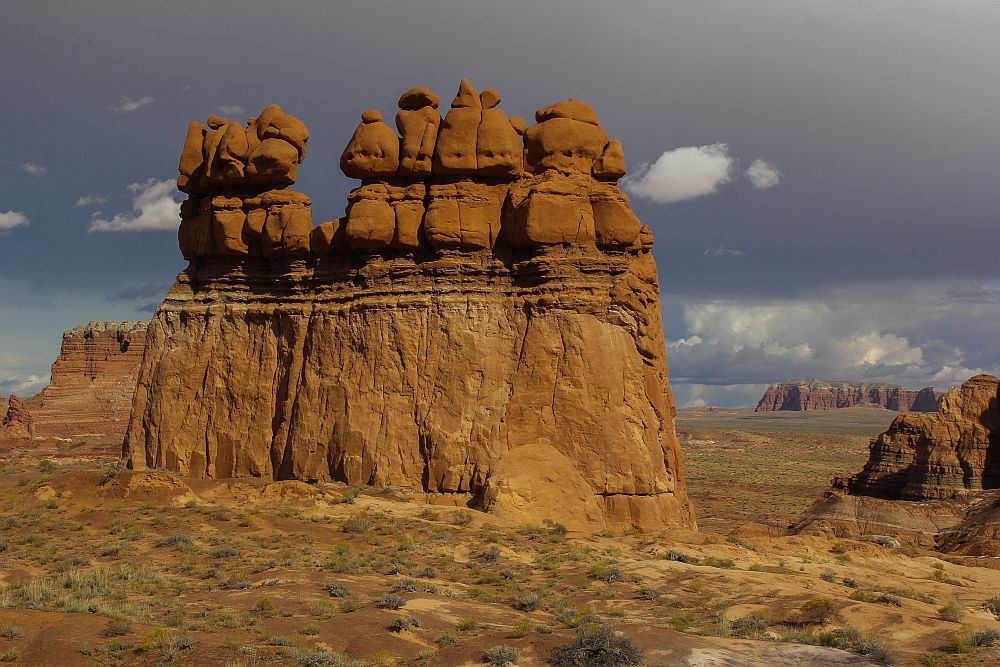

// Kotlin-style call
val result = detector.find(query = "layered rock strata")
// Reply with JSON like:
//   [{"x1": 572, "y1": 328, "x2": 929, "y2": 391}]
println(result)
[
  {"x1": 26, "y1": 321, "x2": 148, "y2": 442},
  {"x1": 123, "y1": 82, "x2": 695, "y2": 531},
  {"x1": 756, "y1": 379, "x2": 942, "y2": 413},
  {"x1": 796, "y1": 374, "x2": 1000, "y2": 553}
]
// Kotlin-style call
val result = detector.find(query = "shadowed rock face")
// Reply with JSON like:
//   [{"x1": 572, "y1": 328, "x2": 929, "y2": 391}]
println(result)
[
  {"x1": 847, "y1": 374, "x2": 999, "y2": 500},
  {"x1": 755, "y1": 380, "x2": 942, "y2": 413},
  {"x1": 123, "y1": 82, "x2": 695, "y2": 532}
]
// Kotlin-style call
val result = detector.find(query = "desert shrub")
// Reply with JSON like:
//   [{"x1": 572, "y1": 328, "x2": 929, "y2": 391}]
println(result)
[
  {"x1": 0, "y1": 622, "x2": 24, "y2": 640},
  {"x1": 268, "y1": 636, "x2": 294, "y2": 646},
  {"x1": 702, "y1": 556, "x2": 735, "y2": 569},
  {"x1": 0, "y1": 650, "x2": 17, "y2": 663},
  {"x1": 436, "y1": 632, "x2": 458, "y2": 647},
  {"x1": 543, "y1": 519, "x2": 568, "y2": 536},
  {"x1": 730, "y1": 614, "x2": 768, "y2": 639},
  {"x1": 281, "y1": 647, "x2": 363, "y2": 666},
  {"x1": 98, "y1": 618, "x2": 132, "y2": 637},
  {"x1": 417, "y1": 508, "x2": 439, "y2": 521},
  {"x1": 820, "y1": 571, "x2": 837, "y2": 583},
  {"x1": 450, "y1": 511, "x2": 473, "y2": 527},
  {"x1": 480, "y1": 546, "x2": 502, "y2": 563},
  {"x1": 951, "y1": 626, "x2": 1000, "y2": 652},
  {"x1": 254, "y1": 597, "x2": 279, "y2": 618},
  {"x1": 0, "y1": 544, "x2": 7, "y2": 554},
  {"x1": 970, "y1": 628, "x2": 1000, "y2": 647},
  {"x1": 875, "y1": 593, "x2": 902, "y2": 607},
  {"x1": 842, "y1": 577, "x2": 859, "y2": 588},
  {"x1": 982, "y1": 597, "x2": 1000, "y2": 619},
  {"x1": 798, "y1": 597, "x2": 836, "y2": 624},
  {"x1": 671, "y1": 610, "x2": 695, "y2": 632},
  {"x1": 640, "y1": 588, "x2": 660, "y2": 601},
  {"x1": 937, "y1": 602, "x2": 965, "y2": 622},
  {"x1": 415, "y1": 566, "x2": 438, "y2": 579},
  {"x1": 390, "y1": 577, "x2": 418, "y2": 593},
  {"x1": 341, "y1": 512, "x2": 376, "y2": 534},
  {"x1": 155, "y1": 534, "x2": 192, "y2": 548},
  {"x1": 387, "y1": 616, "x2": 421, "y2": 633},
  {"x1": 660, "y1": 550, "x2": 694, "y2": 564},
  {"x1": 484, "y1": 644, "x2": 520, "y2": 666},
  {"x1": 551, "y1": 624, "x2": 642, "y2": 667},
  {"x1": 511, "y1": 594, "x2": 542, "y2": 612},
  {"x1": 324, "y1": 582, "x2": 352, "y2": 598},
  {"x1": 587, "y1": 563, "x2": 624, "y2": 582},
  {"x1": 852, "y1": 638, "x2": 893, "y2": 664},
  {"x1": 211, "y1": 546, "x2": 239, "y2": 558},
  {"x1": 377, "y1": 593, "x2": 406, "y2": 610},
  {"x1": 456, "y1": 615, "x2": 479, "y2": 633}
]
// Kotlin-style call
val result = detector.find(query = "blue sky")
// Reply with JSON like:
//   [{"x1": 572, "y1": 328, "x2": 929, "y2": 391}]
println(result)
[{"x1": 1, "y1": 1, "x2": 998, "y2": 406}]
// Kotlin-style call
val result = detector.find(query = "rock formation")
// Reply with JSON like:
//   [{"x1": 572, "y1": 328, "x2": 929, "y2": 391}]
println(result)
[
  {"x1": 755, "y1": 379, "x2": 942, "y2": 413},
  {"x1": 22, "y1": 321, "x2": 148, "y2": 443},
  {"x1": 0, "y1": 395, "x2": 35, "y2": 441},
  {"x1": 796, "y1": 374, "x2": 1000, "y2": 554},
  {"x1": 123, "y1": 82, "x2": 695, "y2": 532}
]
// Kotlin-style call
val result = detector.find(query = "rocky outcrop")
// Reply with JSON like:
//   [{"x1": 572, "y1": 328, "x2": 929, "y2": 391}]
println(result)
[
  {"x1": 26, "y1": 321, "x2": 147, "y2": 442},
  {"x1": 755, "y1": 380, "x2": 942, "y2": 413},
  {"x1": 122, "y1": 82, "x2": 695, "y2": 532},
  {"x1": 845, "y1": 374, "x2": 998, "y2": 500},
  {"x1": 0, "y1": 395, "x2": 35, "y2": 441},
  {"x1": 796, "y1": 374, "x2": 1000, "y2": 554}
]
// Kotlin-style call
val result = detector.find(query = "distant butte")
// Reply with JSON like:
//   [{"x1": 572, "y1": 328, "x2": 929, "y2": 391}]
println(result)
[{"x1": 756, "y1": 379, "x2": 942, "y2": 413}]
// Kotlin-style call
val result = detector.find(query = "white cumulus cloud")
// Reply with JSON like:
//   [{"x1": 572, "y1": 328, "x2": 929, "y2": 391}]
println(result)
[
  {"x1": 110, "y1": 95, "x2": 154, "y2": 113},
  {"x1": 622, "y1": 143, "x2": 734, "y2": 203},
  {"x1": 704, "y1": 246, "x2": 745, "y2": 258},
  {"x1": 74, "y1": 195, "x2": 108, "y2": 208},
  {"x1": 0, "y1": 210, "x2": 30, "y2": 230},
  {"x1": 88, "y1": 179, "x2": 180, "y2": 232},
  {"x1": 217, "y1": 105, "x2": 246, "y2": 116},
  {"x1": 19, "y1": 162, "x2": 47, "y2": 177},
  {"x1": 744, "y1": 158, "x2": 781, "y2": 189}
]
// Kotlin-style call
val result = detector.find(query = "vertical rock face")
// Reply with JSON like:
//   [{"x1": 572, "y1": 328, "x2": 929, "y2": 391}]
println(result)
[
  {"x1": 26, "y1": 321, "x2": 147, "y2": 442},
  {"x1": 0, "y1": 395, "x2": 35, "y2": 441},
  {"x1": 123, "y1": 83, "x2": 696, "y2": 532},
  {"x1": 755, "y1": 380, "x2": 943, "y2": 412},
  {"x1": 846, "y1": 374, "x2": 999, "y2": 500}
]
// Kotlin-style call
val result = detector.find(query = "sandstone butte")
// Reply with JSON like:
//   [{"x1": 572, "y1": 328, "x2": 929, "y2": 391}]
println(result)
[
  {"x1": 755, "y1": 379, "x2": 942, "y2": 413},
  {"x1": 796, "y1": 374, "x2": 1000, "y2": 555},
  {"x1": 121, "y1": 82, "x2": 696, "y2": 532},
  {"x1": 0, "y1": 321, "x2": 147, "y2": 446}
]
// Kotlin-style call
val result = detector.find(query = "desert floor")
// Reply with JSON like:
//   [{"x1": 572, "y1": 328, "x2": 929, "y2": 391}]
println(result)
[{"x1": 0, "y1": 407, "x2": 998, "y2": 666}]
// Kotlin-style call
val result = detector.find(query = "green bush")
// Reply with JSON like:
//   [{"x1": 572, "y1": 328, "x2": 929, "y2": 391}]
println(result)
[{"x1": 937, "y1": 602, "x2": 964, "y2": 623}]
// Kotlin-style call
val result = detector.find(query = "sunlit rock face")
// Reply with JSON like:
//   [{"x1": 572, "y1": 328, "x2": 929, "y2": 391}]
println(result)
[{"x1": 123, "y1": 83, "x2": 696, "y2": 533}]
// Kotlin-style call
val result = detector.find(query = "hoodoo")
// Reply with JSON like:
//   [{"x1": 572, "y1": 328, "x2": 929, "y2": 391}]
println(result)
[{"x1": 123, "y1": 83, "x2": 696, "y2": 531}]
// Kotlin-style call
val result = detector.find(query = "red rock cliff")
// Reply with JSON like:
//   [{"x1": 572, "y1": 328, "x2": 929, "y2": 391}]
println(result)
[
  {"x1": 122, "y1": 83, "x2": 695, "y2": 532},
  {"x1": 755, "y1": 380, "x2": 942, "y2": 412},
  {"x1": 26, "y1": 321, "x2": 147, "y2": 442}
]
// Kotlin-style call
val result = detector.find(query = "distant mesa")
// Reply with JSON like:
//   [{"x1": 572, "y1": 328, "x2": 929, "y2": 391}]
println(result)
[
  {"x1": 796, "y1": 374, "x2": 1000, "y2": 555},
  {"x1": 755, "y1": 379, "x2": 942, "y2": 413},
  {"x1": 0, "y1": 321, "x2": 147, "y2": 448},
  {"x1": 121, "y1": 81, "x2": 694, "y2": 533}
]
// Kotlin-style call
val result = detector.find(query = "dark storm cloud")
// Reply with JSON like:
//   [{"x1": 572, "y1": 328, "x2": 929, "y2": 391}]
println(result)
[
  {"x1": 1, "y1": 1, "x2": 998, "y2": 401},
  {"x1": 107, "y1": 282, "x2": 169, "y2": 304}
]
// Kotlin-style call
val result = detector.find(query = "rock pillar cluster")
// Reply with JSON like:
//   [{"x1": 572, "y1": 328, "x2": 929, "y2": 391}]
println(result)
[{"x1": 124, "y1": 81, "x2": 695, "y2": 532}]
